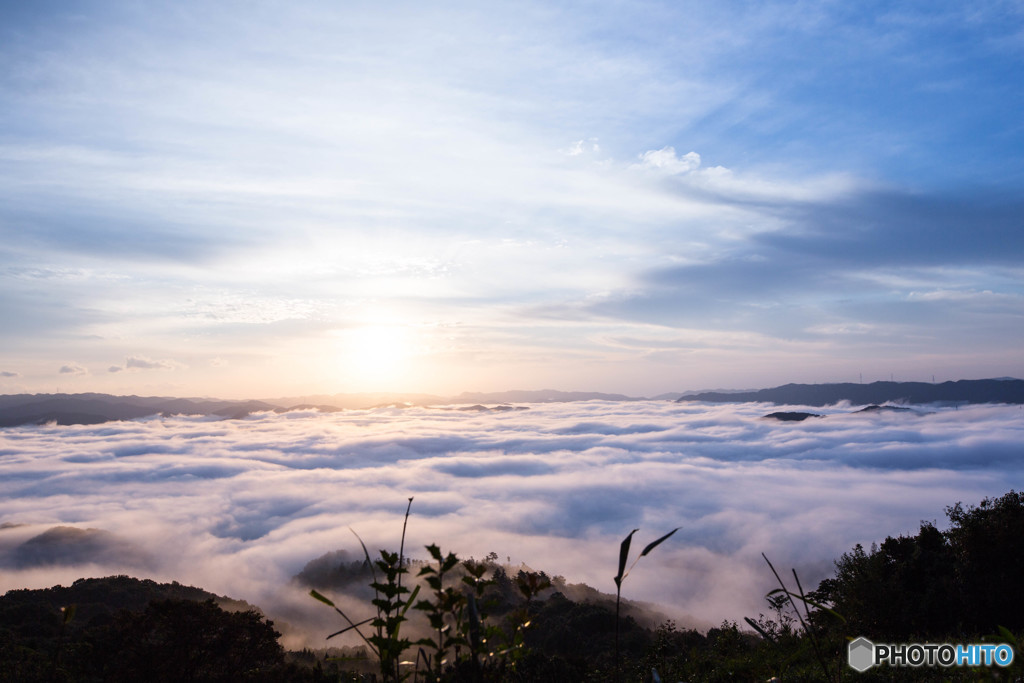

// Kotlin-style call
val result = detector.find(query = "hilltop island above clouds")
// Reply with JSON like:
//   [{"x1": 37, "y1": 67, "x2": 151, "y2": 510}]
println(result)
[
  {"x1": 0, "y1": 380, "x2": 1021, "y2": 427},
  {"x1": 677, "y1": 378, "x2": 1024, "y2": 407}
]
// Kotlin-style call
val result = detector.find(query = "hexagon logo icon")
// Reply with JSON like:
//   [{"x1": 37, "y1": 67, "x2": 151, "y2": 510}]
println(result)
[{"x1": 848, "y1": 636, "x2": 875, "y2": 672}]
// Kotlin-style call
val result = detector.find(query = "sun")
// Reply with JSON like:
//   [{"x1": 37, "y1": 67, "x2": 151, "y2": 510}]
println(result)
[{"x1": 339, "y1": 323, "x2": 415, "y2": 389}]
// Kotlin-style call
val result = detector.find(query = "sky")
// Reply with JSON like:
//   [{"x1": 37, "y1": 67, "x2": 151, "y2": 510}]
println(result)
[
  {"x1": 1, "y1": 1, "x2": 1022, "y2": 398},
  {"x1": 3, "y1": 401, "x2": 1023, "y2": 645}
]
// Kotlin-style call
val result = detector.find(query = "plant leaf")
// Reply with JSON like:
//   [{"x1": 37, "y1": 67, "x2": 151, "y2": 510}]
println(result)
[
  {"x1": 401, "y1": 584, "x2": 421, "y2": 617},
  {"x1": 327, "y1": 618, "x2": 374, "y2": 640},
  {"x1": 310, "y1": 589, "x2": 336, "y2": 607},
  {"x1": 615, "y1": 529, "x2": 639, "y2": 586},
  {"x1": 349, "y1": 527, "x2": 378, "y2": 584},
  {"x1": 744, "y1": 616, "x2": 777, "y2": 643},
  {"x1": 640, "y1": 527, "x2": 679, "y2": 557}
]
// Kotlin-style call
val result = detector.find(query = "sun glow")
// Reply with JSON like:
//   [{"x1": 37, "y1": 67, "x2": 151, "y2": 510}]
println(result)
[{"x1": 338, "y1": 323, "x2": 416, "y2": 389}]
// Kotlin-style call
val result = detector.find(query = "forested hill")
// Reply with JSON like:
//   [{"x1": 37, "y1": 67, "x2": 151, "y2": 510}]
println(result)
[{"x1": 677, "y1": 378, "x2": 1024, "y2": 406}]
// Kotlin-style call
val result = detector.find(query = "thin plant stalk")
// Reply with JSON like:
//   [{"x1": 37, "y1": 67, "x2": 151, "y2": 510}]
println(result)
[
  {"x1": 762, "y1": 553, "x2": 835, "y2": 683},
  {"x1": 312, "y1": 498, "x2": 419, "y2": 683},
  {"x1": 399, "y1": 497, "x2": 412, "y2": 595},
  {"x1": 613, "y1": 527, "x2": 678, "y2": 682}
]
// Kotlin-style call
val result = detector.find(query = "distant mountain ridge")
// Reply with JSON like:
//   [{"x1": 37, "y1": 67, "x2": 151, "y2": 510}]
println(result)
[
  {"x1": 450, "y1": 389, "x2": 635, "y2": 403},
  {"x1": 0, "y1": 393, "x2": 281, "y2": 428},
  {"x1": 677, "y1": 379, "x2": 1024, "y2": 406},
  {"x1": 264, "y1": 389, "x2": 636, "y2": 408},
  {"x1": 2, "y1": 380, "x2": 1021, "y2": 427},
  {"x1": 0, "y1": 389, "x2": 638, "y2": 428}
]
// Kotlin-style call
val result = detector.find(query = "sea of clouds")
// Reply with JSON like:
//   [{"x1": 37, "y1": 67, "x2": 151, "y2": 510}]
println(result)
[{"x1": 2, "y1": 400, "x2": 1023, "y2": 647}]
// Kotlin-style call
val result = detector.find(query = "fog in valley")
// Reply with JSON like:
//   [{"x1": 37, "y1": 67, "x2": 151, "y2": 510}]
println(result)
[{"x1": 2, "y1": 400, "x2": 1022, "y2": 648}]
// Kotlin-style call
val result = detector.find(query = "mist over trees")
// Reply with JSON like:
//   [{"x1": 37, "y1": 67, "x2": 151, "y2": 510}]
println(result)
[{"x1": 2, "y1": 491, "x2": 1023, "y2": 681}]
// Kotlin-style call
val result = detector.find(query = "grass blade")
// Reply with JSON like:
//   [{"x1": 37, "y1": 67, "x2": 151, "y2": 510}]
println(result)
[
  {"x1": 327, "y1": 617, "x2": 374, "y2": 640},
  {"x1": 350, "y1": 527, "x2": 378, "y2": 585},
  {"x1": 310, "y1": 589, "x2": 336, "y2": 607},
  {"x1": 615, "y1": 529, "x2": 638, "y2": 587},
  {"x1": 769, "y1": 589, "x2": 847, "y2": 623},
  {"x1": 744, "y1": 616, "x2": 777, "y2": 644},
  {"x1": 640, "y1": 527, "x2": 679, "y2": 557}
]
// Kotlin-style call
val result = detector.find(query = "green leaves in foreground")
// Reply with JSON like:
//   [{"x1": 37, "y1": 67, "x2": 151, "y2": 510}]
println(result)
[
  {"x1": 310, "y1": 498, "x2": 418, "y2": 683},
  {"x1": 414, "y1": 543, "x2": 468, "y2": 680}
]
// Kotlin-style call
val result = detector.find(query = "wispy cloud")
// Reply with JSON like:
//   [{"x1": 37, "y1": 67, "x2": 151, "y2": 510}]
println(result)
[
  {"x1": 124, "y1": 356, "x2": 178, "y2": 371},
  {"x1": 0, "y1": 1, "x2": 1021, "y2": 395}
]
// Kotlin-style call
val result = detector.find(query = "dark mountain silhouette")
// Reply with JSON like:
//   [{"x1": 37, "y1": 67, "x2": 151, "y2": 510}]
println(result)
[
  {"x1": 0, "y1": 576, "x2": 285, "y2": 682},
  {"x1": 0, "y1": 393, "x2": 281, "y2": 427},
  {"x1": 451, "y1": 389, "x2": 636, "y2": 403},
  {"x1": 0, "y1": 575, "x2": 255, "y2": 626},
  {"x1": 854, "y1": 404, "x2": 914, "y2": 414},
  {"x1": 762, "y1": 411, "x2": 822, "y2": 421},
  {"x1": 0, "y1": 390, "x2": 633, "y2": 427},
  {"x1": 2, "y1": 526, "x2": 155, "y2": 571},
  {"x1": 261, "y1": 392, "x2": 446, "y2": 410},
  {"x1": 678, "y1": 379, "x2": 1024, "y2": 406},
  {"x1": 2, "y1": 379, "x2": 1020, "y2": 427}
]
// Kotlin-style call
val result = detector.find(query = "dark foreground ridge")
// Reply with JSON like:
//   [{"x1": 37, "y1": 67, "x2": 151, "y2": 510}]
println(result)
[{"x1": 679, "y1": 378, "x2": 1024, "y2": 406}]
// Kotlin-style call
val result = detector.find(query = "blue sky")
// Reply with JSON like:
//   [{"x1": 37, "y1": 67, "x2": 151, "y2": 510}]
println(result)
[{"x1": 1, "y1": 1, "x2": 1022, "y2": 397}]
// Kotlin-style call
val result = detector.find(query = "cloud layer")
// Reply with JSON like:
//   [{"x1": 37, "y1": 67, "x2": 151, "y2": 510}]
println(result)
[{"x1": 2, "y1": 401, "x2": 1022, "y2": 643}]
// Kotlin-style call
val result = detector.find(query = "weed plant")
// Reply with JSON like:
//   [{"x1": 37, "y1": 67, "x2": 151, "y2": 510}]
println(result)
[
  {"x1": 311, "y1": 498, "x2": 420, "y2": 682},
  {"x1": 312, "y1": 498, "x2": 555, "y2": 682}
]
